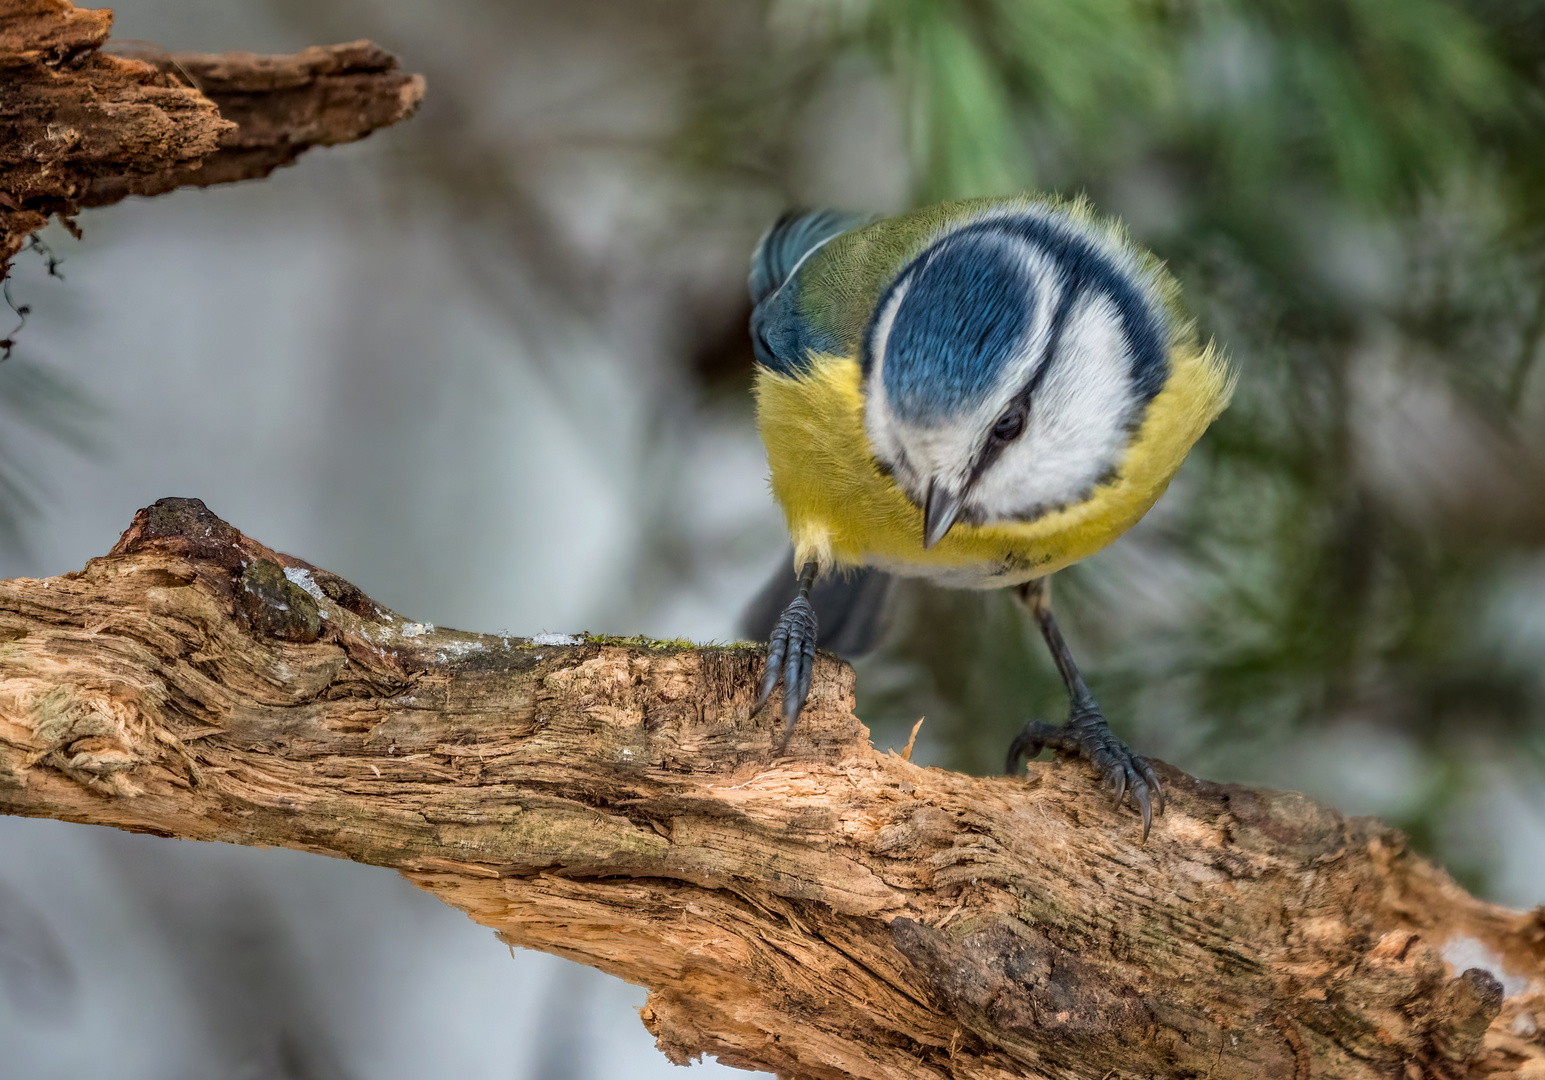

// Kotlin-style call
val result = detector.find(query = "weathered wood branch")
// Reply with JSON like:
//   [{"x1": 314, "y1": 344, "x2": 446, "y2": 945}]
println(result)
[
  {"x1": 0, "y1": 0, "x2": 424, "y2": 267},
  {"x1": 1, "y1": 498, "x2": 1542, "y2": 1080}
]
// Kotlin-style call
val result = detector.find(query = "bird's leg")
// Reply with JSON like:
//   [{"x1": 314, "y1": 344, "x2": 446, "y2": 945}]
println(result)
[
  {"x1": 755, "y1": 560, "x2": 819, "y2": 750},
  {"x1": 1006, "y1": 577, "x2": 1163, "y2": 840}
]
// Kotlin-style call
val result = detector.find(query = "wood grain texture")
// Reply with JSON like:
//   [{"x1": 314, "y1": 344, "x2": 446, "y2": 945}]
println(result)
[
  {"x1": 0, "y1": 0, "x2": 423, "y2": 267},
  {"x1": 1, "y1": 497, "x2": 1542, "y2": 1080}
]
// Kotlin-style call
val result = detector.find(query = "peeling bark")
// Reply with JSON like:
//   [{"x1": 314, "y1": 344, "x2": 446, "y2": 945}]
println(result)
[
  {"x1": 0, "y1": 497, "x2": 1541, "y2": 1079},
  {"x1": 0, "y1": 0, "x2": 424, "y2": 267}
]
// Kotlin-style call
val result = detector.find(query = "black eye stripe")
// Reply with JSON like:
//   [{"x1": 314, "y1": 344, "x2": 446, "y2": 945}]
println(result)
[
  {"x1": 992, "y1": 408, "x2": 1026, "y2": 442},
  {"x1": 966, "y1": 327, "x2": 1061, "y2": 487}
]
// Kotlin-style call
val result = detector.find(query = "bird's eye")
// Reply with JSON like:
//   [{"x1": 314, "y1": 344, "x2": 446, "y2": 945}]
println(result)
[{"x1": 992, "y1": 408, "x2": 1026, "y2": 442}]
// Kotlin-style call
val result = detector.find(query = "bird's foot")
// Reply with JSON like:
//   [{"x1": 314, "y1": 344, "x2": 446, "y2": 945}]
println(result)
[
  {"x1": 1006, "y1": 699, "x2": 1163, "y2": 840},
  {"x1": 755, "y1": 593, "x2": 818, "y2": 750}
]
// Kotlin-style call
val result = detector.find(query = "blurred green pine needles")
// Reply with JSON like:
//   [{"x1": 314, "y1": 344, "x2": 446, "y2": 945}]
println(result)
[{"x1": 687, "y1": 0, "x2": 1545, "y2": 886}]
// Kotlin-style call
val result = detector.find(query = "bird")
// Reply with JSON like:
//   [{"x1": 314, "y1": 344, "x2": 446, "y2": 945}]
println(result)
[{"x1": 742, "y1": 194, "x2": 1232, "y2": 838}]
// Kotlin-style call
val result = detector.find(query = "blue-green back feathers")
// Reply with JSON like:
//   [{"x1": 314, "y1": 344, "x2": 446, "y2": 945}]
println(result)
[
  {"x1": 749, "y1": 210, "x2": 871, "y2": 305},
  {"x1": 750, "y1": 210, "x2": 874, "y2": 374}
]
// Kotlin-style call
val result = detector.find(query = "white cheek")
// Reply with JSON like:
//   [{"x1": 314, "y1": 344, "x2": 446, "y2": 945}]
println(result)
[{"x1": 972, "y1": 292, "x2": 1138, "y2": 517}]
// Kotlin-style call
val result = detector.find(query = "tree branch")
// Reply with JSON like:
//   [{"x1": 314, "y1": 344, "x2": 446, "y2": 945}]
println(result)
[
  {"x1": 0, "y1": 0, "x2": 424, "y2": 268},
  {"x1": 0, "y1": 497, "x2": 1541, "y2": 1079}
]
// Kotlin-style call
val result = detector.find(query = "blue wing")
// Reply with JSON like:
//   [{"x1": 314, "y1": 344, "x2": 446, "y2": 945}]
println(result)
[
  {"x1": 749, "y1": 210, "x2": 871, "y2": 373},
  {"x1": 749, "y1": 210, "x2": 868, "y2": 305}
]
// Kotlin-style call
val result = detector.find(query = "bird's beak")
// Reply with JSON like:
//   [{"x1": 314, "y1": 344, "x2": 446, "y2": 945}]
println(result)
[{"x1": 922, "y1": 481, "x2": 963, "y2": 550}]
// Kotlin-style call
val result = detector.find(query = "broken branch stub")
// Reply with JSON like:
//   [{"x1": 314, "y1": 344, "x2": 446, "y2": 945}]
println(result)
[
  {"x1": 0, "y1": 497, "x2": 1542, "y2": 1080},
  {"x1": 0, "y1": 0, "x2": 425, "y2": 268}
]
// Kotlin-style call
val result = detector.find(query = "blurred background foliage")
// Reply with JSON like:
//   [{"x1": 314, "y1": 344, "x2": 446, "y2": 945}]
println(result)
[{"x1": 3, "y1": 0, "x2": 1545, "y2": 1076}]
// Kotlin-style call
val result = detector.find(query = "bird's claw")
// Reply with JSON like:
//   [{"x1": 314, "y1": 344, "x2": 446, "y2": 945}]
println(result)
[
  {"x1": 1006, "y1": 703, "x2": 1163, "y2": 841},
  {"x1": 755, "y1": 593, "x2": 818, "y2": 750}
]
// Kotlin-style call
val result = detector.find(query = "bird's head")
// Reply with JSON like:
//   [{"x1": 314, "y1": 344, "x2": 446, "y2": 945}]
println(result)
[{"x1": 861, "y1": 211, "x2": 1171, "y2": 547}]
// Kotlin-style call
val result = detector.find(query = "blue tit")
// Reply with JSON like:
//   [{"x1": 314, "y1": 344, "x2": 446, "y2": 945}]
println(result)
[{"x1": 743, "y1": 194, "x2": 1232, "y2": 837}]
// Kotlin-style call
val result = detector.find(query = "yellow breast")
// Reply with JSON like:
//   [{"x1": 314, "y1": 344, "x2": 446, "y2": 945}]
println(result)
[{"x1": 755, "y1": 346, "x2": 1232, "y2": 588}]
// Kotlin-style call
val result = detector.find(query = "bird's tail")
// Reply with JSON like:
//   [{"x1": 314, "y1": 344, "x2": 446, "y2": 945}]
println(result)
[{"x1": 740, "y1": 552, "x2": 893, "y2": 660}]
